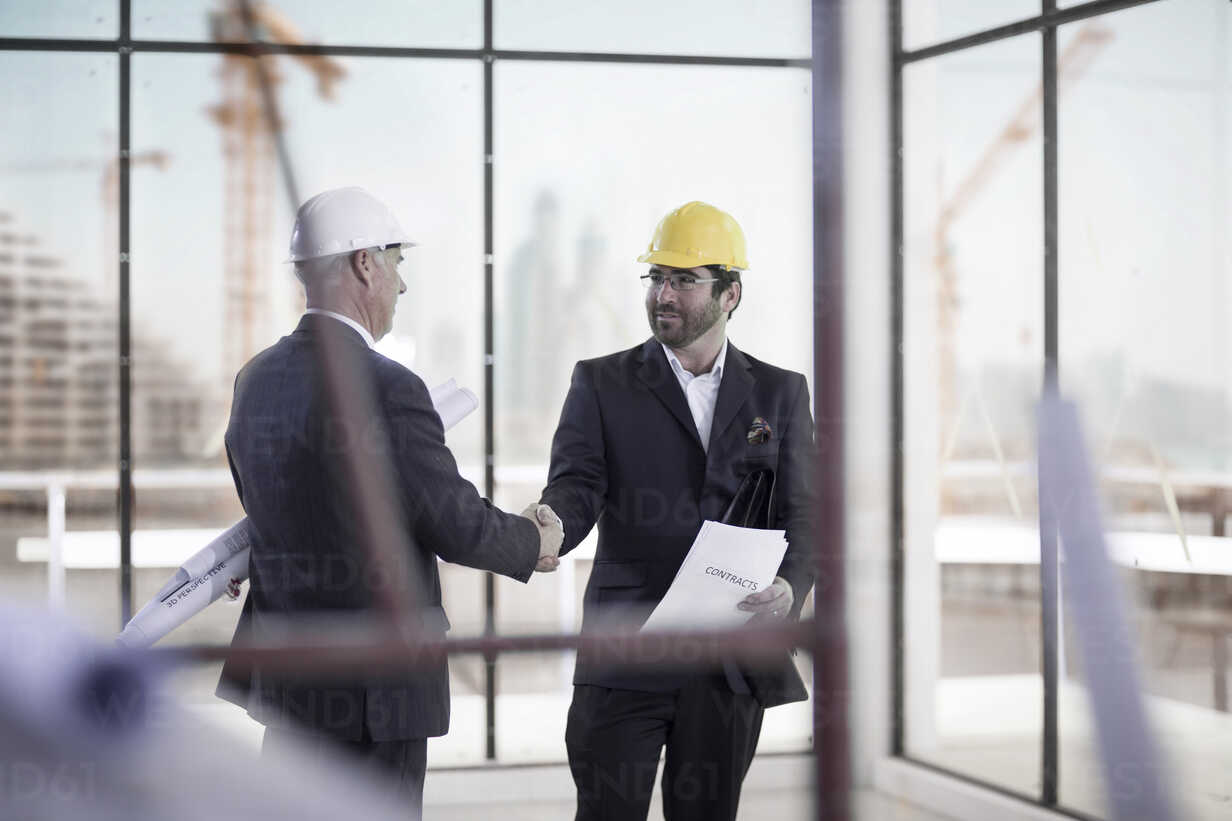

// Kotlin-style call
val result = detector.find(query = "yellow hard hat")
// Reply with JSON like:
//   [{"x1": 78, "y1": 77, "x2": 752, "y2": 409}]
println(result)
[{"x1": 637, "y1": 201, "x2": 749, "y2": 271}]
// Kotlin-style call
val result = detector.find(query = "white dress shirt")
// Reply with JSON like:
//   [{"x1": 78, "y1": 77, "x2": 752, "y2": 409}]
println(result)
[
  {"x1": 661, "y1": 340, "x2": 728, "y2": 454},
  {"x1": 304, "y1": 308, "x2": 375, "y2": 349}
]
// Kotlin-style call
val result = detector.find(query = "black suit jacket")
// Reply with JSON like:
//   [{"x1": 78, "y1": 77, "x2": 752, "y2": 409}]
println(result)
[
  {"x1": 540, "y1": 338, "x2": 816, "y2": 695},
  {"x1": 217, "y1": 314, "x2": 539, "y2": 741}
]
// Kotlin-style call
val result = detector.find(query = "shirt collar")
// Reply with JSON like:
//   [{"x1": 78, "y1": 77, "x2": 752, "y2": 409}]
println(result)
[
  {"x1": 304, "y1": 309, "x2": 375, "y2": 349},
  {"x1": 661, "y1": 338, "x2": 728, "y2": 382}
]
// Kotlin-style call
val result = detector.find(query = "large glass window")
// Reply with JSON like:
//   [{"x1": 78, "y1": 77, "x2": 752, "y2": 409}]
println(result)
[
  {"x1": 0, "y1": 2, "x2": 117, "y2": 39},
  {"x1": 902, "y1": 0, "x2": 1039, "y2": 52},
  {"x1": 133, "y1": 1, "x2": 482, "y2": 48},
  {"x1": 130, "y1": 49, "x2": 485, "y2": 510},
  {"x1": 902, "y1": 33, "x2": 1044, "y2": 797},
  {"x1": 0, "y1": 50, "x2": 120, "y2": 634},
  {"x1": 898, "y1": 0, "x2": 1232, "y2": 817},
  {"x1": 1058, "y1": 2, "x2": 1232, "y2": 818},
  {"x1": 495, "y1": 0, "x2": 810, "y2": 58}
]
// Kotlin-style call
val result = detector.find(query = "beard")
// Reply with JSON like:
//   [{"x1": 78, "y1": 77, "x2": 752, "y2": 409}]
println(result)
[{"x1": 647, "y1": 294, "x2": 723, "y2": 348}]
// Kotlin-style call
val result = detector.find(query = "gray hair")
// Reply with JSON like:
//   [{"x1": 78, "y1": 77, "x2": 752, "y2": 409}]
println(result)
[{"x1": 294, "y1": 251, "x2": 353, "y2": 287}]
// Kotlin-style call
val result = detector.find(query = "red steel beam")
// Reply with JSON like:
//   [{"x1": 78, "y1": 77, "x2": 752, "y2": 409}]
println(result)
[
  {"x1": 811, "y1": 1, "x2": 851, "y2": 819},
  {"x1": 154, "y1": 619, "x2": 820, "y2": 676}
]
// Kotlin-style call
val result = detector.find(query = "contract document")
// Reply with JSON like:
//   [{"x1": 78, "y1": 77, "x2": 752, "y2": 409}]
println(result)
[{"x1": 641, "y1": 521, "x2": 788, "y2": 633}]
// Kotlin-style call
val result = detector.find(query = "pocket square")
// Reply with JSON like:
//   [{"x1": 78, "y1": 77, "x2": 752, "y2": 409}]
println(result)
[{"x1": 746, "y1": 417, "x2": 773, "y2": 445}]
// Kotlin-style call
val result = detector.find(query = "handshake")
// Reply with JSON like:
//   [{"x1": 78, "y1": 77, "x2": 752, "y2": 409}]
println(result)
[{"x1": 521, "y1": 503, "x2": 564, "y2": 573}]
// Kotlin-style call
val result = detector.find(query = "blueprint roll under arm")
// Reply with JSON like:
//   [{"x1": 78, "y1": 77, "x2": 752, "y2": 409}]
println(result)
[
  {"x1": 116, "y1": 380, "x2": 478, "y2": 649},
  {"x1": 115, "y1": 520, "x2": 252, "y2": 648}
]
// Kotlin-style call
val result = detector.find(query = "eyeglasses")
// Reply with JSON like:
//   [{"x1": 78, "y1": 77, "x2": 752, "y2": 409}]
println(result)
[{"x1": 640, "y1": 273, "x2": 720, "y2": 292}]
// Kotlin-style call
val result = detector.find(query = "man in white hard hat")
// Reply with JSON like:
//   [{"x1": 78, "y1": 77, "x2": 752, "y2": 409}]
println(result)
[
  {"x1": 536, "y1": 202, "x2": 816, "y2": 821},
  {"x1": 216, "y1": 187, "x2": 562, "y2": 815}
]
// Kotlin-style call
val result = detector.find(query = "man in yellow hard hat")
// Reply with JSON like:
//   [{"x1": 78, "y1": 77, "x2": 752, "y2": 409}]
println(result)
[{"x1": 536, "y1": 201, "x2": 816, "y2": 821}]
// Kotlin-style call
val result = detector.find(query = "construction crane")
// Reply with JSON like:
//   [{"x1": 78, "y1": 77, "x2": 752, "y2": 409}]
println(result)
[
  {"x1": 935, "y1": 24, "x2": 1113, "y2": 450},
  {"x1": 207, "y1": 0, "x2": 345, "y2": 391},
  {"x1": 934, "y1": 25, "x2": 1112, "y2": 520}
]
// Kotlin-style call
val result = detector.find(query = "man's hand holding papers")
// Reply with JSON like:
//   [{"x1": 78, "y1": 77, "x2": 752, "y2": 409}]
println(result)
[
  {"x1": 640, "y1": 521, "x2": 789, "y2": 632},
  {"x1": 737, "y1": 576, "x2": 794, "y2": 621}
]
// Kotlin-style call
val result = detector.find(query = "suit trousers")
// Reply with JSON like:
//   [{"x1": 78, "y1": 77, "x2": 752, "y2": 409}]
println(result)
[
  {"x1": 566, "y1": 676, "x2": 765, "y2": 821},
  {"x1": 262, "y1": 724, "x2": 427, "y2": 817}
]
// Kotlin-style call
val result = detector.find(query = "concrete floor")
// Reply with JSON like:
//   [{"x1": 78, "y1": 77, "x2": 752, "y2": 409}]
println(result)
[
  {"x1": 427, "y1": 786, "x2": 955, "y2": 820},
  {"x1": 418, "y1": 754, "x2": 953, "y2": 820}
]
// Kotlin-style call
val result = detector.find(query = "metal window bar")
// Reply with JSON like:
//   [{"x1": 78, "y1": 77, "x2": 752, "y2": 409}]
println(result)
[
  {"x1": 118, "y1": 0, "x2": 134, "y2": 630},
  {"x1": 888, "y1": 0, "x2": 906, "y2": 762},
  {"x1": 482, "y1": 0, "x2": 498, "y2": 763},
  {"x1": 0, "y1": 0, "x2": 1156, "y2": 61},
  {"x1": 0, "y1": 35, "x2": 810, "y2": 65},
  {"x1": 900, "y1": 0, "x2": 1162, "y2": 63},
  {"x1": 1040, "y1": 0, "x2": 1062, "y2": 806}
]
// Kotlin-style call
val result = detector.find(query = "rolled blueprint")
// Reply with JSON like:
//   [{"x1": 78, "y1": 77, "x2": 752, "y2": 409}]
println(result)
[
  {"x1": 431, "y1": 380, "x2": 479, "y2": 431},
  {"x1": 117, "y1": 379, "x2": 477, "y2": 649},
  {"x1": 115, "y1": 520, "x2": 250, "y2": 648},
  {"x1": 428, "y1": 377, "x2": 457, "y2": 406}
]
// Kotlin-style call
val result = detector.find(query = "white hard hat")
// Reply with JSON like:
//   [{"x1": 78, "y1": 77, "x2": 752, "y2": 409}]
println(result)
[{"x1": 287, "y1": 187, "x2": 416, "y2": 263}]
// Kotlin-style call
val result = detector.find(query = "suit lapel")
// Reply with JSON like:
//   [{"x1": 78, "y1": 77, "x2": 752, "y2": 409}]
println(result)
[
  {"x1": 707, "y1": 342, "x2": 754, "y2": 455},
  {"x1": 635, "y1": 339, "x2": 704, "y2": 451}
]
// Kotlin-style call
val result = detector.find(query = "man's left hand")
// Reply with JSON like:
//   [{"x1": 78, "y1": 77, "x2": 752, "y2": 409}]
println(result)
[{"x1": 737, "y1": 577, "x2": 794, "y2": 620}]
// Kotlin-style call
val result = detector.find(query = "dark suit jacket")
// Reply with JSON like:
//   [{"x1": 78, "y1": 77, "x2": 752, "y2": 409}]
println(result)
[
  {"x1": 540, "y1": 338, "x2": 816, "y2": 695},
  {"x1": 216, "y1": 314, "x2": 539, "y2": 741}
]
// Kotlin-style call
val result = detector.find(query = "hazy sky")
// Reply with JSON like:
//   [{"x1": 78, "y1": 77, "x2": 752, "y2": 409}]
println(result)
[{"x1": 905, "y1": 0, "x2": 1230, "y2": 395}]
